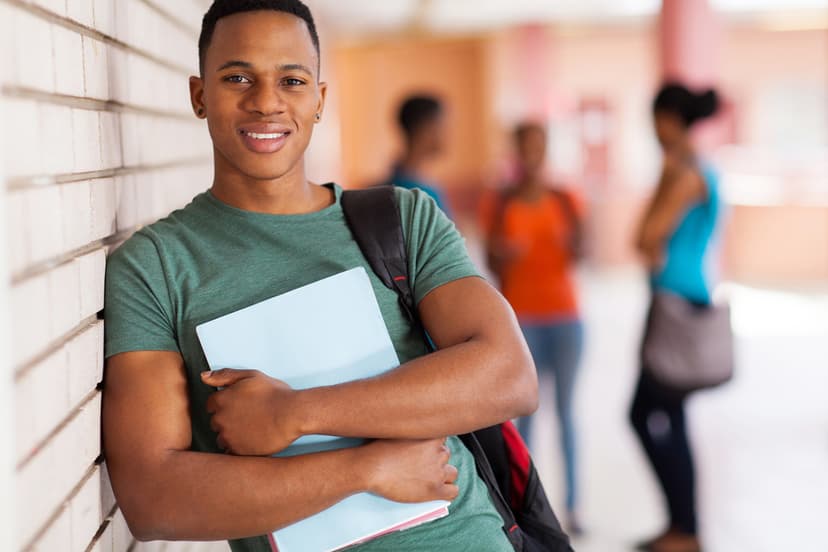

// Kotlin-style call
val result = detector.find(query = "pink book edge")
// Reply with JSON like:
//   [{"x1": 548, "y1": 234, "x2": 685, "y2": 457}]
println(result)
[
  {"x1": 358, "y1": 505, "x2": 450, "y2": 543},
  {"x1": 268, "y1": 505, "x2": 450, "y2": 552}
]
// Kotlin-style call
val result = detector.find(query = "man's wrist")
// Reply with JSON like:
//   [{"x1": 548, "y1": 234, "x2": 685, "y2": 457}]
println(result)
[
  {"x1": 349, "y1": 442, "x2": 379, "y2": 495},
  {"x1": 290, "y1": 387, "x2": 320, "y2": 438}
]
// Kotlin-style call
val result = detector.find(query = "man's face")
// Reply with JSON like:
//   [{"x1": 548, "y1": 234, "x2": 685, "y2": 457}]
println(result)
[
  {"x1": 191, "y1": 11, "x2": 327, "y2": 181},
  {"x1": 517, "y1": 127, "x2": 547, "y2": 176},
  {"x1": 411, "y1": 115, "x2": 447, "y2": 159}
]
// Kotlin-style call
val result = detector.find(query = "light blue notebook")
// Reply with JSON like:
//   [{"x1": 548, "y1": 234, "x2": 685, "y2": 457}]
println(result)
[{"x1": 195, "y1": 267, "x2": 449, "y2": 552}]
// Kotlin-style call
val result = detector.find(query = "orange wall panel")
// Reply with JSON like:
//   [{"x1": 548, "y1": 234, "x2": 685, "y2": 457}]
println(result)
[{"x1": 333, "y1": 36, "x2": 492, "y2": 189}]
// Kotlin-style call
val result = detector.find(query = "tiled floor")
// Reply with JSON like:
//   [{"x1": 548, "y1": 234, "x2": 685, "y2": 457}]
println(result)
[{"x1": 528, "y1": 270, "x2": 828, "y2": 552}]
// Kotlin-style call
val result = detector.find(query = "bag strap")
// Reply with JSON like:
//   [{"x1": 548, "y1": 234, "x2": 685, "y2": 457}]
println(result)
[
  {"x1": 484, "y1": 189, "x2": 513, "y2": 278},
  {"x1": 459, "y1": 432, "x2": 524, "y2": 549},
  {"x1": 548, "y1": 189, "x2": 584, "y2": 259},
  {"x1": 341, "y1": 186, "x2": 523, "y2": 550},
  {"x1": 549, "y1": 189, "x2": 578, "y2": 225},
  {"x1": 341, "y1": 186, "x2": 417, "y2": 323}
]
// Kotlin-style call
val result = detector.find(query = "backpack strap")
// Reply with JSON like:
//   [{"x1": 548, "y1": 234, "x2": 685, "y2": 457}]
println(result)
[
  {"x1": 484, "y1": 188, "x2": 513, "y2": 279},
  {"x1": 341, "y1": 186, "x2": 417, "y2": 323},
  {"x1": 549, "y1": 188, "x2": 585, "y2": 259},
  {"x1": 459, "y1": 432, "x2": 524, "y2": 549}
]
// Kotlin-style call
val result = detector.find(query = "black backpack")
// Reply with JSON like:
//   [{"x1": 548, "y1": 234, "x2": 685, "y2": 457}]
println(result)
[{"x1": 341, "y1": 186, "x2": 574, "y2": 552}]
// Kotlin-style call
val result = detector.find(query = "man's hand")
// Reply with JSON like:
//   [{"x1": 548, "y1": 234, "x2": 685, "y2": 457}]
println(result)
[
  {"x1": 363, "y1": 439, "x2": 459, "y2": 504},
  {"x1": 203, "y1": 369, "x2": 300, "y2": 455}
]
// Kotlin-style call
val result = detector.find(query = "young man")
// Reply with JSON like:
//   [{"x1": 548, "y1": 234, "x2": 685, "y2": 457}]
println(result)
[
  {"x1": 387, "y1": 95, "x2": 453, "y2": 216},
  {"x1": 102, "y1": 2, "x2": 537, "y2": 551}
]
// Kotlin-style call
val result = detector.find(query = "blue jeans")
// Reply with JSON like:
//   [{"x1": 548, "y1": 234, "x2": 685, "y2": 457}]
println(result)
[{"x1": 517, "y1": 320, "x2": 584, "y2": 512}]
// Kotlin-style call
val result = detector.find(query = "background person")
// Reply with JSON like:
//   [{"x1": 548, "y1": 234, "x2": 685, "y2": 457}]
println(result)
[
  {"x1": 482, "y1": 121, "x2": 586, "y2": 534},
  {"x1": 631, "y1": 82, "x2": 723, "y2": 552},
  {"x1": 386, "y1": 94, "x2": 453, "y2": 216}
]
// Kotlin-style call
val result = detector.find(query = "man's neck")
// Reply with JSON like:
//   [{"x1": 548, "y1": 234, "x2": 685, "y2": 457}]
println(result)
[
  {"x1": 398, "y1": 149, "x2": 431, "y2": 179},
  {"x1": 514, "y1": 173, "x2": 546, "y2": 200},
  {"x1": 210, "y1": 159, "x2": 333, "y2": 215}
]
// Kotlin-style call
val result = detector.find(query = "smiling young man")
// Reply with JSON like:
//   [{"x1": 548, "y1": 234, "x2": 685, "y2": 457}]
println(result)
[{"x1": 102, "y1": 1, "x2": 537, "y2": 551}]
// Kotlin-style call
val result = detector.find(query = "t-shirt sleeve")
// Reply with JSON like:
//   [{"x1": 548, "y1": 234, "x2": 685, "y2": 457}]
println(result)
[
  {"x1": 396, "y1": 188, "x2": 481, "y2": 305},
  {"x1": 104, "y1": 231, "x2": 179, "y2": 358}
]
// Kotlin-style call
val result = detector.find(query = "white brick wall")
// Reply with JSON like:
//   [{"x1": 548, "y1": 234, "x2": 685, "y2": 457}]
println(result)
[
  {"x1": 1, "y1": 5, "x2": 15, "y2": 549},
  {"x1": 1, "y1": 0, "x2": 223, "y2": 550},
  {"x1": 53, "y1": 25, "x2": 85, "y2": 97}
]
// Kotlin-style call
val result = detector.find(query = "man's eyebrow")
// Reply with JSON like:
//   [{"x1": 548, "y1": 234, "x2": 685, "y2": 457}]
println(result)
[
  {"x1": 216, "y1": 60, "x2": 253, "y2": 72},
  {"x1": 216, "y1": 61, "x2": 314, "y2": 76},
  {"x1": 278, "y1": 63, "x2": 314, "y2": 76}
]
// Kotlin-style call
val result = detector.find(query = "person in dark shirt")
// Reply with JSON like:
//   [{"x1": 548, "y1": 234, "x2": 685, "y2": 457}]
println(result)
[{"x1": 387, "y1": 95, "x2": 453, "y2": 216}]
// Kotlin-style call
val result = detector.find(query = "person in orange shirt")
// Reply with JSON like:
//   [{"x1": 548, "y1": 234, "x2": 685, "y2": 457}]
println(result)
[{"x1": 482, "y1": 122, "x2": 585, "y2": 533}]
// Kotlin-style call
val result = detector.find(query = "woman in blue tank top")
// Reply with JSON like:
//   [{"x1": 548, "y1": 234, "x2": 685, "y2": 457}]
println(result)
[{"x1": 631, "y1": 83, "x2": 722, "y2": 552}]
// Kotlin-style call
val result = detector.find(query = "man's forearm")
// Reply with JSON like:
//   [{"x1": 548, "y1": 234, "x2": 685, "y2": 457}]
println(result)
[
  {"x1": 296, "y1": 336, "x2": 536, "y2": 441},
  {"x1": 115, "y1": 446, "x2": 366, "y2": 542}
]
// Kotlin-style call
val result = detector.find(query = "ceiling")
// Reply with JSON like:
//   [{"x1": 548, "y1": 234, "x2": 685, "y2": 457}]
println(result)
[{"x1": 306, "y1": 0, "x2": 828, "y2": 35}]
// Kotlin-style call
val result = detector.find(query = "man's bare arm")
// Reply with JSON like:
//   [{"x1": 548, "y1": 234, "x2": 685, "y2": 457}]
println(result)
[
  {"x1": 305, "y1": 277, "x2": 538, "y2": 438},
  {"x1": 205, "y1": 276, "x2": 537, "y2": 452},
  {"x1": 103, "y1": 351, "x2": 458, "y2": 542}
]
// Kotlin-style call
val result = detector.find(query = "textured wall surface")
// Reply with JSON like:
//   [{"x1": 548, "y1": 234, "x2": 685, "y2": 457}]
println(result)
[{"x1": 1, "y1": 1, "x2": 229, "y2": 550}]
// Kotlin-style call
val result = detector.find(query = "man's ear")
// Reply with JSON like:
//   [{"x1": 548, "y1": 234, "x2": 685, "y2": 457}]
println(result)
[
  {"x1": 189, "y1": 76, "x2": 206, "y2": 119},
  {"x1": 315, "y1": 81, "x2": 328, "y2": 122}
]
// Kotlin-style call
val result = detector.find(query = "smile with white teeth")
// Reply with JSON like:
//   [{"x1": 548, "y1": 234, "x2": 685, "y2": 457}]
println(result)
[{"x1": 243, "y1": 131, "x2": 286, "y2": 140}]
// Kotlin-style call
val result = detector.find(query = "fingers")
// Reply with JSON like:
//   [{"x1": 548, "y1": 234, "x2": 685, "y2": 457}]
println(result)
[
  {"x1": 439, "y1": 445, "x2": 450, "y2": 465},
  {"x1": 210, "y1": 414, "x2": 231, "y2": 453},
  {"x1": 200, "y1": 368, "x2": 256, "y2": 388},
  {"x1": 434, "y1": 438, "x2": 451, "y2": 462},
  {"x1": 438, "y1": 439, "x2": 457, "y2": 499},
  {"x1": 439, "y1": 483, "x2": 459, "y2": 501},
  {"x1": 444, "y1": 464, "x2": 458, "y2": 485}
]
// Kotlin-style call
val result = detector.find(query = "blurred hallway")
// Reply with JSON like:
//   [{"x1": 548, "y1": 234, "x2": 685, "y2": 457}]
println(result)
[
  {"x1": 3, "y1": 1, "x2": 825, "y2": 550},
  {"x1": 526, "y1": 270, "x2": 828, "y2": 552}
]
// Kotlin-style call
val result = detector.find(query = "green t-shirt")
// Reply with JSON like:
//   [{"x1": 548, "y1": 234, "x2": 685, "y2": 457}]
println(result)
[{"x1": 104, "y1": 184, "x2": 513, "y2": 552}]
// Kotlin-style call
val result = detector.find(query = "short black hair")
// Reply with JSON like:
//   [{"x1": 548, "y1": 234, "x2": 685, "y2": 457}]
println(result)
[
  {"x1": 653, "y1": 82, "x2": 720, "y2": 128},
  {"x1": 198, "y1": 0, "x2": 320, "y2": 75},
  {"x1": 397, "y1": 95, "x2": 443, "y2": 141}
]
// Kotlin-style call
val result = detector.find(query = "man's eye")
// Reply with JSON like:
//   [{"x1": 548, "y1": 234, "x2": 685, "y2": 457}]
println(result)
[
  {"x1": 283, "y1": 78, "x2": 305, "y2": 86},
  {"x1": 225, "y1": 75, "x2": 251, "y2": 84}
]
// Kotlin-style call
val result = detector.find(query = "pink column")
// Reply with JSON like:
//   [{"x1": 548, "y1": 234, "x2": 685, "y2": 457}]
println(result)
[
  {"x1": 518, "y1": 24, "x2": 553, "y2": 120},
  {"x1": 660, "y1": 0, "x2": 732, "y2": 152},
  {"x1": 503, "y1": 24, "x2": 559, "y2": 123},
  {"x1": 659, "y1": 0, "x2": 722, "y2": 87}
]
